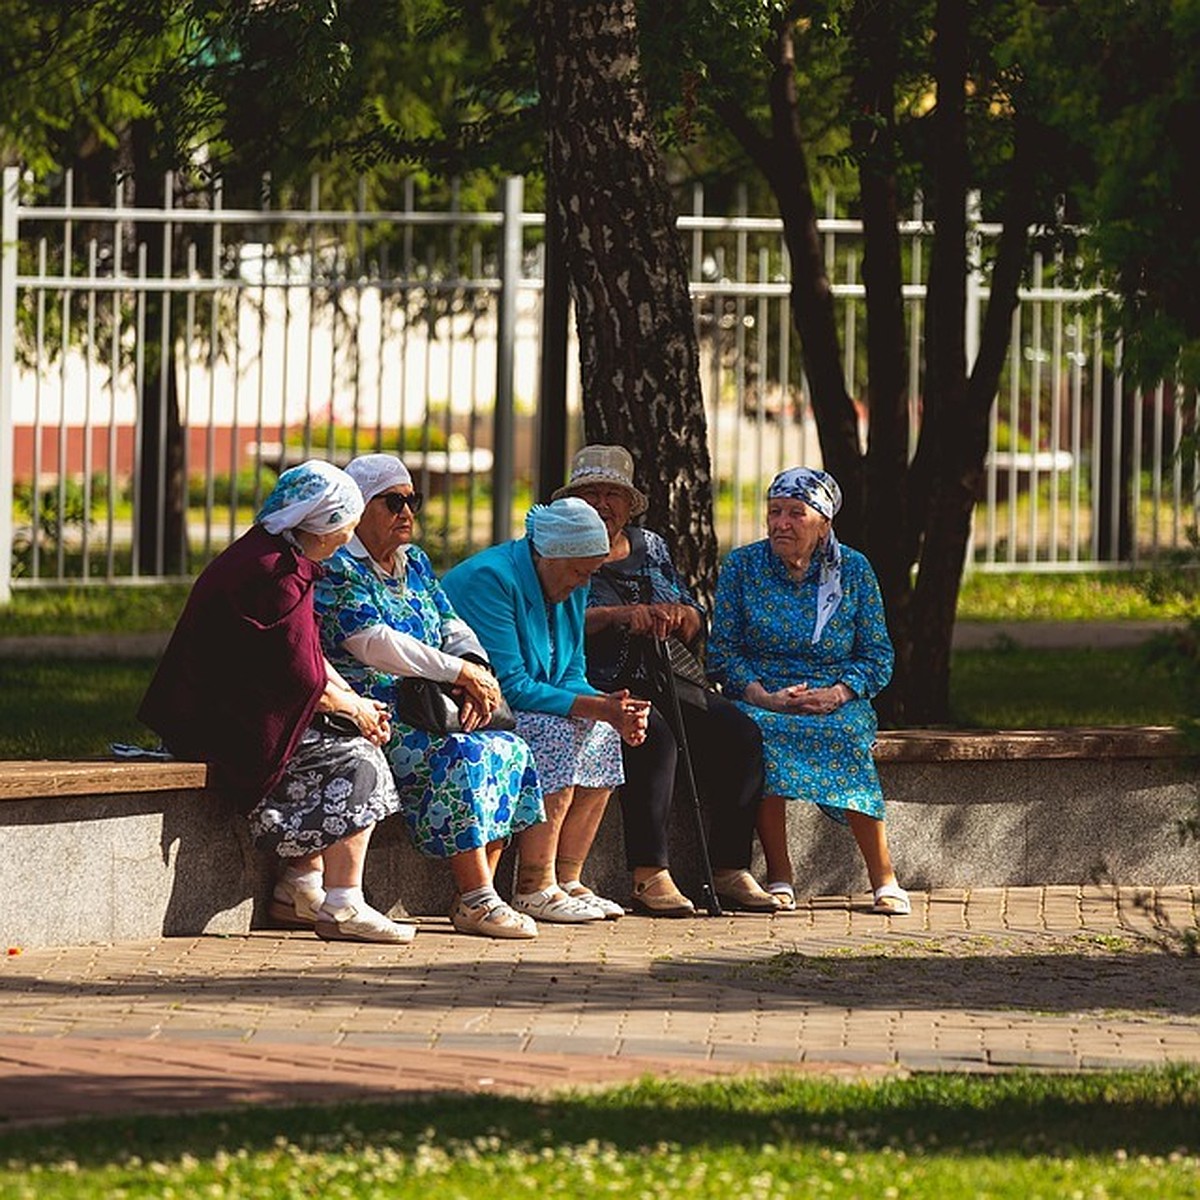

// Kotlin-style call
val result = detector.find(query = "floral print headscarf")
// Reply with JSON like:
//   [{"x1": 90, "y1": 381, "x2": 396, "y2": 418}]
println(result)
[{"x1": 767, "y1": 467, "x2": 843, "y2": 644}]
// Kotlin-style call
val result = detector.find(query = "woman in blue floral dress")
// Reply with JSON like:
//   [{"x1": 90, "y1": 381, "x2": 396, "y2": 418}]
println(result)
[
  {"x1": 315, "y1": 455, "x2": 544, "y2": 940},
  {"x1": 708, "y1": 467, "x2": 909, "y2": 916}
]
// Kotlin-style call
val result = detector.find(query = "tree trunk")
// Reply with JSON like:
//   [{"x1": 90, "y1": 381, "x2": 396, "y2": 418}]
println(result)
[
  {"x1": 534, "y1": 0, "x2": 718, "y2": 602},
  {"x1": 131, "y1": 119, "x2": 187, "y2": 576},
  {"x1": 711, "y1": 17, "x2": 865, "y2": 544},
  {"x1": 904, "y1": 0, "x2": 971, "y2": 725},
  {"x1": 851, "y1": 0, "x2": 912, "y2": 724}
]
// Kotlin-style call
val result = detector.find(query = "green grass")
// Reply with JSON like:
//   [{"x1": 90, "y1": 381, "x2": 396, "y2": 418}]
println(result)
[
  {"x1": 3, "y1": 568, "x2": 1196, "y2": 638},
  {"x1": 957, "y1": 569, "x2": 1199, "y2": 621},
  {"x1": 1, "y1": 1071, "x2": 1197, "y2": 1198},
  {"x1": 0, "y1": 643, "x2": 1189, "y2": 759},
  {"x1": 0, "y1": 659, "x2": 157, "y2": 758},
  {"x1": 0, "y1": 585, "x2": 191, "y2": 637},
  {"x1": 949, "y1": 644, "x2": 1186, "y2": 728}
]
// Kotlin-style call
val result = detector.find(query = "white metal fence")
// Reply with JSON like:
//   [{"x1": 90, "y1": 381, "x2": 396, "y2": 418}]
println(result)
[{"x1": 2, "y1": 167, "x2": 1197, "y2": 600}]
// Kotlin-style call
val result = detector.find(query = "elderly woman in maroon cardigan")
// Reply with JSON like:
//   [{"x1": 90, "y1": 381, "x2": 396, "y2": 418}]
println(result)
[{"x1": 138, "y1": 459, "x2": 412, "y2": 945}]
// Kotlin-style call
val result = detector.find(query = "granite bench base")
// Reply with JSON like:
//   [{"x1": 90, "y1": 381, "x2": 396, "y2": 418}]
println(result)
[{"x1": 1, "y1": 728, "x2": 1195, "y2": 949}]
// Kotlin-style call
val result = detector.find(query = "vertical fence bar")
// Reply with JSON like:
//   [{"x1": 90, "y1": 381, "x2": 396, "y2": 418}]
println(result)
[
  {"x1": 82, "y1": 239, "x2": 97, "y2": 579},
  {"x1": 155, "y1": 171, "x2": 174, "y2": 576},
  {"x1": 0, "y1": 168, "x2": 18, "y2": 603},
  {"x1": 106, "y1": 181, "x2": 122, "y2": 580},
  {"x1": 56, "y1": 170, "x2": 73, "y2": 579},
  {"x1": 203, "y1": 178, "x2": 222, "y2": 558},
  {"x1": 1068, "y1": 312, "x2": 1084, "y2": 561},
  {"x1": 492, "y1": 175, "x2": 522, "y2": 544}
]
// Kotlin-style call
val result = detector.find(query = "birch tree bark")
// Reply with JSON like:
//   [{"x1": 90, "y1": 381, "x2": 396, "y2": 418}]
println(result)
[{"x1": 533, "y1": 0, "x2": 718, "y2": 602}]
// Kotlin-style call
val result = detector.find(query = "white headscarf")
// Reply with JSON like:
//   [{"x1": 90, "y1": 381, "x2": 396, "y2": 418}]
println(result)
[
  {"x1": 768, "y1": 466, "x2": 844, "y2": 644},
  {"x1": 344, "y1": 453, "x2": 413, "y2": 503},
  {"x1": 525, "y1": 497, "x2": 610, "y2": 558},
  {"x1": 255, "y1": 459, "x2": 364, "y2": 535}
]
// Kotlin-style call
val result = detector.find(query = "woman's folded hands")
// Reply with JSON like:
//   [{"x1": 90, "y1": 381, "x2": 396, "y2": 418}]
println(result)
[
  {"x1": 744, "y1": 680, "x2": 853, "y2": 715},
  {"x1": 350, "y1": 695, "x2": 392, "y2": 744}
]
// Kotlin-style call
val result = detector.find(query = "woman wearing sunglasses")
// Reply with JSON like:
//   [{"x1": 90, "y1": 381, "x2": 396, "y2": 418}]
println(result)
[{"x1": 314, "y1": 454, "x2": 545, "y2": 940}]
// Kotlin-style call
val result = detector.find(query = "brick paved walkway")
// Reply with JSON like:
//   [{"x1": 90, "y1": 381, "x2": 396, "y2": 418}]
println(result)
[{"x1": 2, "y1": 885, "x2": 1198, "y2": 1126}]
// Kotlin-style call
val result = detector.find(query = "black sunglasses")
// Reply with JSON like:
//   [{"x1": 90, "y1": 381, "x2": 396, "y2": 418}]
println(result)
[{"x1": 378, "y1": 491, "x2": 424, "y2": 515}]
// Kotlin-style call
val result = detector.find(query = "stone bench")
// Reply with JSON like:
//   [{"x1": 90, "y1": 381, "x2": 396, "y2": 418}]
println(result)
[{"x1": 1, "y1": 726, "x2": 1195, "y2": 949}]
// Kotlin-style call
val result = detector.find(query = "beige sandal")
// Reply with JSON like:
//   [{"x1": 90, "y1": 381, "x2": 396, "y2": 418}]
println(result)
[
  {"x1": 450, "y1": 896, "x2": 538, "y2": 939},
  {"x1": 630, "y1": 869, "x2": 695, "y2": 918},
  {"x1": 766, "y1": 881, "x2": 797, "y2": 911},
  {"x1": 714, "y1": 868, "x2": 783, "y2": 912}
]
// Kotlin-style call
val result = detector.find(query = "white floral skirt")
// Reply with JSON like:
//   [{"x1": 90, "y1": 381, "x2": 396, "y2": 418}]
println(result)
[
  {"x1": 514, "y1": 711, "x2": 624, "y2": 794},
  {"x1": 247, "y1": 723, "x2": 400, "y2": 858}
]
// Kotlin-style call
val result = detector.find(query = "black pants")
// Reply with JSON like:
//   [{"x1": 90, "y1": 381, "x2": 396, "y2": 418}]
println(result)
[{"x1": 616, "y1": 690, "x2": 764, "y2": 870}]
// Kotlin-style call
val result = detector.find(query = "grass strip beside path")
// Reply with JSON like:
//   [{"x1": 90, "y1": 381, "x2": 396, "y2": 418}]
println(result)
[
  {"x1": 1, "y1": 1071, "x2": 1196, "y2": 1199},
  {"x1": 0, "y1": 644, "x2": 1187, "y2": 759}
]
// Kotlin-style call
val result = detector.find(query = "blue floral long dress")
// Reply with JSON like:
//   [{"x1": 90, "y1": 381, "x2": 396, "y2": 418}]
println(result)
[
  {"x1": 708, "y1": 539, "x2": 893, "y2": 823},
  {"x1": 315, "y1": 543, "x2": 544, "y2": 858}
]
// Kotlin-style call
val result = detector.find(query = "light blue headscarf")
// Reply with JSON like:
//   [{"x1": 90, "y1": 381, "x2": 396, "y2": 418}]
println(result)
[
  {"x1": 768, "y1": 467, "x2": 843, "y2": 644},
  {"x1": 255, "y1": 459, "x2": 364, "y2": 535},
  {"x1": 525, "y1": 497, "x2": 610, "y2": 558}
]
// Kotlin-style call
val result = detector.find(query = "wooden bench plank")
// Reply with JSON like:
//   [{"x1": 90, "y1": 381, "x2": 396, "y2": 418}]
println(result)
[
  {"x1": 0, "y1": 726, "x2": 1186, "y2": 802},
  {"x1": 0, "y1": 759, "x2": 209, "y2": 801},
  {"x1": 872, "y1": 725, "x2": 1186, "y2": 763}
]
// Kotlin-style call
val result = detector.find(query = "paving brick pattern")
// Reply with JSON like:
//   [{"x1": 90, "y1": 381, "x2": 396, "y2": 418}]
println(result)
[{"x1": 1, "y1": 885, "x2": 1197, "y2": 1126}]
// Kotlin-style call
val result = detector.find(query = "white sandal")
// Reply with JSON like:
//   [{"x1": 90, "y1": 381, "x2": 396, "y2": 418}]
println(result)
[
  {"x1": 766, "y1": 881, "x2": 797, "y2": 911},
  {"x1": 872, "y1": 882, "x2": 911, "y2": 916},
  {"x1": 562, "y1": 880, "x2": 625, "y2": 919},
  {"x1": 511, "y1": 888, "x2": 606, "y2": 924}
]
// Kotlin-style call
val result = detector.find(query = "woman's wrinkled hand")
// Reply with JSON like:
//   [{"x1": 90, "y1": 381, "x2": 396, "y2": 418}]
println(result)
[
  {"x1": 352, "y1": 696, "x2": 392, "y2": 745},
  {"x1": 623, "y1": 602, "x2": 702, "y2": 643},
  {"x1": 787, "y1": 683, "x2": 852, "y2": 714},
  {"x1": 622, "y1": 605, "x2": 660, "y2": 637},
  {"x1": 603, "y1": 688, "x2": 651, "y2": 745},
  {"x1": 453, "y1": 660, "x2": 502, "y2": 721}
]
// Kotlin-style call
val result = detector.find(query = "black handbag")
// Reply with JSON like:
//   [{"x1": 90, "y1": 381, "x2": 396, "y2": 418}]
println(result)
[
  {"x1": 659, "y1": 634, "x2": 713, "y2": 711},
  {"x1": 312, "y1": 711, "x2": 365, "y2": 737},
  {"x1": 394, "y1": 655, "x2": 516, "y2": 735}
]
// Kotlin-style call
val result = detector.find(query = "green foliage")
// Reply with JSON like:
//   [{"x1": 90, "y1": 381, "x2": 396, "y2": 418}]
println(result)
[
  {"x1": 186, "y1": 467, "x2": 277, "y2": 509},
  {"x1": 1, "y1": 1071, "x2": 1198, "y2": 1198},
  {"x1": 1012, "y1": 0, "x2": 1200, "y2": 387},
  {"x1": 11, "y1": 479, "x2": 91, "y2": 538},
  {"x1": 284, "y1": 423, "x2": 448, "y2": 454}
]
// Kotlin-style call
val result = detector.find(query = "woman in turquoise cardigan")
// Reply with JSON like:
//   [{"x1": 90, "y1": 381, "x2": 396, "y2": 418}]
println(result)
[{"x1": 443, "y1": 498, "x2": 650, "y2": 924}]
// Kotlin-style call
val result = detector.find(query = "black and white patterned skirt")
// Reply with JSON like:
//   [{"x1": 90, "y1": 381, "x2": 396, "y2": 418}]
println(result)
[{"x1": 247, "y1": 723, "x2": 401, "y2": 858}]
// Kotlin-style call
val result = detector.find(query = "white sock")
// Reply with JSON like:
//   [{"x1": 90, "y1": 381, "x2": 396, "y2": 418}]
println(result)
[
  {"x1": 285, "y1": 866, "x2": 324, "y2": 889},
  {"x1": 514, "y1": 886, "x2": 558, "y2": 901},
  {"x1": 321, "y1": 885, "x2": 364, "y2": 913},
  {"x1": 277, "y1": 866, "x2": 324, "y2": 900},
  {"x1": 461, "y1": 885, "x2": 501, "y2": 909}
]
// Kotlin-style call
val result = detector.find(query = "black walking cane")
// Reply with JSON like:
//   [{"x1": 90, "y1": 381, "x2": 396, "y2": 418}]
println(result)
[{"x1": 644, "y1": 636, "x2": 723, "y2": 917}]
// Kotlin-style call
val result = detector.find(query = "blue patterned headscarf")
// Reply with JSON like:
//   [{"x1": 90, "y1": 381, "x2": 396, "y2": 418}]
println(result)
[
  {"x1": 766, "y1": 467, "x2": 842, "y2": 519},
  {"x1": 255, "y1": 459, "x2": 364, "y2": 536},
  {"x1": 525, "y1": 497, "x2": 610, "y2": 558},
  {"x1": 767, "y1": 466, "x2": 843, "y2": 644}
]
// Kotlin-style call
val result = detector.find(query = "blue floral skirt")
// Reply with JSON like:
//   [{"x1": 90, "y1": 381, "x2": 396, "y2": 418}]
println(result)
[
  {"x1": 514, "y1": 711, "x2": 624, "y2": 794},
  {"x1": 735, "y1": 698, "x2": 885, "y2": 824},
  {"x1": 386, "y1": 723, "x2": 544, "y2": 859},
  {"x1": 248, "y1": 723, "x2": 400, "y2": 857}
]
